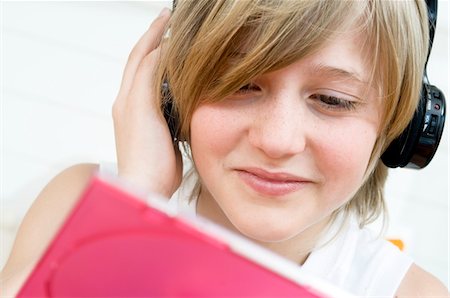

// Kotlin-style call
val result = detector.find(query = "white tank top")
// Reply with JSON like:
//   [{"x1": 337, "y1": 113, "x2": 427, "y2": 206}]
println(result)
[{"x1": 99, "y1": 162, "x2": 412, "y2": 297}]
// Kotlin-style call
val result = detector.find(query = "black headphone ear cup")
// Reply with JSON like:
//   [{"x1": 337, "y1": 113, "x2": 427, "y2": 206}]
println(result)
[
  {"x1": 382, "y1": 84, "x2": 446, "y2": 168},
  {"x1": 381, "y1": 93, "x2": 425, "y2": 168}
]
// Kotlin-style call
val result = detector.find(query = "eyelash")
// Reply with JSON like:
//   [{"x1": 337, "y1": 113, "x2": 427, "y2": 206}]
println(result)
[
  {"x1": 236, "y1": 83, "x2": 260, "y2": 94},
  {"x1": 310, "y1": 94, "x2": 358, "y2": 111},
  {"x1": 235, "y1": 84, "x2": 358, "y2": 111}
]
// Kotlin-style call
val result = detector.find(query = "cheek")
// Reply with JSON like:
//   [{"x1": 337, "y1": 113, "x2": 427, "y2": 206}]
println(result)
[
  {"x1": 190, "y1": 104, "x2": 244, "y2": 171},
  {"x1": 315, "y1": 122, "x2": 377, "y2": 202}
]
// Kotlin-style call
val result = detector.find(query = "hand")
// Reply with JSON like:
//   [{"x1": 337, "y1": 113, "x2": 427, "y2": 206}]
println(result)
[{"x1": 112, "y1": 8, "x2": 182, "y2": 198}]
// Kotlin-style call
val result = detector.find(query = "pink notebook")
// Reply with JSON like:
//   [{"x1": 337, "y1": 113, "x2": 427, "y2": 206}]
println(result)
[{"x1": 17, "y1": 174, "x2": 350, "y2": 297}]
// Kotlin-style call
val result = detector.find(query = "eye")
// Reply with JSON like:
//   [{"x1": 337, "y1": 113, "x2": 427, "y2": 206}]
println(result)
[
  {"x1": 235, "y1": 82, "x2": 261, "y2": 94},
  {"x1": 310, "y1": 94, "x2": 358, "y2": 111}
]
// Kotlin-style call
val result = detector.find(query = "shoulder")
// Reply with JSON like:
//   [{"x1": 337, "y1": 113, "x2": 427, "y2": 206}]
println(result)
[
  {"x1": 349, "y1": 225, "x2": 448, "y2": 297},
  {"x1": 395, "y1": 263, "x2": 449, "y2": 297},
  {"x1": 338, "y1": 221, "x2": 413, "y2": 295},
  {"x1": 0, "y1": 163, "x2": 98, "y2": 296}
]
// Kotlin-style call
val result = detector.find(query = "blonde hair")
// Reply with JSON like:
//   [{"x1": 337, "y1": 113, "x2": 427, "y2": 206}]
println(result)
[{"x1": 154, "y1": 0, "x2": 430, "y2": 227}]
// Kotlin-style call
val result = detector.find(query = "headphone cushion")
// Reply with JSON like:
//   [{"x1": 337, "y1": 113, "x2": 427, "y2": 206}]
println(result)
[{"x1": 381, "y1": 93, "x2": 425, "y2": 168}]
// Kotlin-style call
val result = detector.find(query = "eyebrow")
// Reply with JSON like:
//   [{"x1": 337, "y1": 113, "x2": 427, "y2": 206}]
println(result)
[{"x1": 308, "y1": 63, "x2": 369, "y2": 86}]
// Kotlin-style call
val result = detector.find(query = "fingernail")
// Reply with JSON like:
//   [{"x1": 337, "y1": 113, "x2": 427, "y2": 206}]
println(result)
[{"x1": 159, "y1": 7, "x2": 171, "y2": 17}]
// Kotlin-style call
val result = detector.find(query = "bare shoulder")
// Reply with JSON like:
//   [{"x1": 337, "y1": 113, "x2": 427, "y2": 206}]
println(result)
[
  {"x1": 0, "y1": 163, "x2": 98, "y2": 297},
  {"x1": 396, "y1": 263, "x2": 449, "y2": 297}
]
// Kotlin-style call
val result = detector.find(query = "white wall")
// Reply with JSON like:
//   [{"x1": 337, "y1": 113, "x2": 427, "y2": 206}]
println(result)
[{"x1": 1, "y1": 0, "x2": 449, "y2": 288}]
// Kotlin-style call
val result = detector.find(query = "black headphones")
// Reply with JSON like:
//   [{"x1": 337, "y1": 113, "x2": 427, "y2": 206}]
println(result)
[
  {"x1": 381, "y1": 0, "x2": 446, "y2": 169},
  {"x1": 164, "y1": 0, "x2": 446, "y2": 169}
]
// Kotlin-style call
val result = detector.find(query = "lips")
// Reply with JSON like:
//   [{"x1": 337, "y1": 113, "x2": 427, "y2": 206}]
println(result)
[{"x1": 236, "y1": 168, "x2": 311, "y2": 197}]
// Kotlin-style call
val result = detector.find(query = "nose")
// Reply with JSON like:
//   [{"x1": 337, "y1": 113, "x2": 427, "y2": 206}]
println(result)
[{"x1": 248, "y1": 93, "x2": 307, "y2": 159}]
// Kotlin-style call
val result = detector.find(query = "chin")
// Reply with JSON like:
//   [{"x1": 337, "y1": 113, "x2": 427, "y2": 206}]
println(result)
[{"x1": 229, "y1": 215, "x2": 302, "y2": 243}]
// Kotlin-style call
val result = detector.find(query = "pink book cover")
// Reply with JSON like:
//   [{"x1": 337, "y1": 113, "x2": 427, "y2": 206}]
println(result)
[{"x1": 17, "y1": 173, "x2": 352, "y2": 297}]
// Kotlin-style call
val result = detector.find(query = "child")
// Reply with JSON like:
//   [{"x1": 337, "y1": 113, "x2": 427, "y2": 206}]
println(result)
[{"x1": 2, "y1": 0, "x2": 448, "y2": 296}]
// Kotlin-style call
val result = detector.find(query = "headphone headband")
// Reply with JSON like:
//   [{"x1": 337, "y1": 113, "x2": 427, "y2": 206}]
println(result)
[{"x1": 424, "y1": 0, "x2": 437, "y2": 72}]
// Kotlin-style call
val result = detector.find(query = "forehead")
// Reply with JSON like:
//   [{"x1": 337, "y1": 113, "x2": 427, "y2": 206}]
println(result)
[
  {"x1": 304, "y1": 31, "x2": 371, "y2": 83},
  {"x1": 258, "y1": 30, "x2": 374, "y2": 95}
]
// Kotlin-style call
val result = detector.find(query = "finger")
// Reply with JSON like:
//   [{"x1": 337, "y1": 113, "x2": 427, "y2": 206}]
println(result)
[
  {"x1": 112, "y1": 46, "x2": 162, "y2": 129},
  {"x1": 127, "y1": 47, "x2": 163, "y2": 109},
  {"x1": 119, "y1": 8, "x2": 171, "y2": 97}
]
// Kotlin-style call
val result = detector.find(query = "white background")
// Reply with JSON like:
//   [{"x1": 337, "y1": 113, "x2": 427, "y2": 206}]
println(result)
[{"x1": 1, "y1": 0, "x2": 449, "y2": 288}]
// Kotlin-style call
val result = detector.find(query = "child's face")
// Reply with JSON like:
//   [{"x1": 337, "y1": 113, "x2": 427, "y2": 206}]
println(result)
[{"x1": 190, "y1": 31, "x2": 382, "y2": 242}]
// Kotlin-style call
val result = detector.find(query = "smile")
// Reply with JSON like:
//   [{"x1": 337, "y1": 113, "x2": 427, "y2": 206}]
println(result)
[{"x1": 236, "y1": 168, "x2": 311, "y2": 197}]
